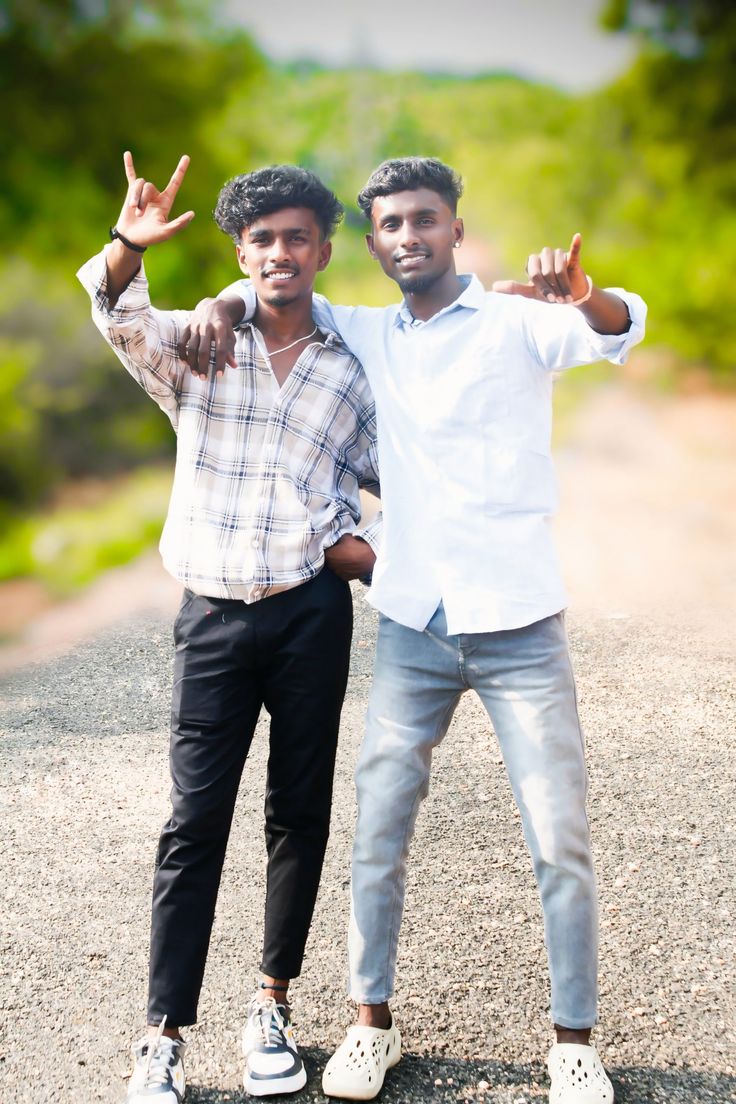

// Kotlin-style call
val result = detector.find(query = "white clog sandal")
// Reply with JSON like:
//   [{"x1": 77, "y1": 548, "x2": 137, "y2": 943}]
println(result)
[
  {"x1": 322, "y1": 1021, "x2": 402, "y2": 1100},
  {"x1": 548, "y1": 1043, "x2": 614, "y2": 1103}
]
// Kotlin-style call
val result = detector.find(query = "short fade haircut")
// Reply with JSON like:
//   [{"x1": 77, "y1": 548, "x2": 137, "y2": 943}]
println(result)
[
  {"x1": 214, "y1": 165, "x2": 344, "y2": 243},
  {"x1": 357, "y1": 157, "x2": 463, "y2": 220}
]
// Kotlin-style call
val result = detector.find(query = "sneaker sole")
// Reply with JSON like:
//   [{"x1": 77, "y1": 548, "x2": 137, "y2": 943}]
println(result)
[{"x1": 244, "y1": 1065, "x2": 308, "y2": 1097}]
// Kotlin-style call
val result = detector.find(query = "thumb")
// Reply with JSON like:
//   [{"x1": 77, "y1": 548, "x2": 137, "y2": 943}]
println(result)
[
  {"x1": 492, "y1": 279, "x2": 540, "y2": 299},
  {"x1": 164, "y1": 210, "x2": 195, "y2": 235}
]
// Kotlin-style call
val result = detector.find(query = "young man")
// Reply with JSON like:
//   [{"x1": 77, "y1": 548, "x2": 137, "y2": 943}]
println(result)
[
  {"x1": 190, "y1": 157, "x2": 646, "y2": 1104},
  {"x1": 77, "y1": 153, "x2": 379, "y2": 1102}
]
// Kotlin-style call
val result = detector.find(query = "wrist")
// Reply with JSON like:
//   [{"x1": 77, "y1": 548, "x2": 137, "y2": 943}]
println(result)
[
  {"x1": 109, "y1": 225, "x2": 147, "y2": 253},
  {"x1": 218, "y1": 294, "x2": 248, "y2": 327},
  {"x1": 571, "y1": 274, "x2": 593, "y2": 307}
]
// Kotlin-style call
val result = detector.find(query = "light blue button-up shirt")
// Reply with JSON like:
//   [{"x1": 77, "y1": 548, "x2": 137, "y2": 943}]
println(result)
[{"x1": 226, "y1": 274, "x2": 646, "y2": 633}]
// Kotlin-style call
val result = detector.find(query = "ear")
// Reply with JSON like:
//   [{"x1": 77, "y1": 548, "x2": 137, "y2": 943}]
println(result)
[
  {"x1": 365, "y1": 233, "x2": 377, "y2": 259},
  {"x1": 452, "y1": 217, "x2": 464, "y2": 248},
  {"x1": 235, "y1": 243, "x2": 249, "y2": 277},
  {"x1": 317, "y1": 239, "x2": 332, "y2": 272}
]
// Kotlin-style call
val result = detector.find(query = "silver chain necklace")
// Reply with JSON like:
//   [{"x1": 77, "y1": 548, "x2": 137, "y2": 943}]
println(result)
[{"x1": 265, "y1": 325, "x2": 319, "y2": 358}]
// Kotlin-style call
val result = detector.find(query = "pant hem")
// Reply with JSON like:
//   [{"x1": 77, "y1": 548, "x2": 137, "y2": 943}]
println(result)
[
  {"x1": 147, "y1": 1012, "x2": 198, "y2": 1028},
  {"x1": 260, "y1": 961, "x2": 302, "y2": 981},
  {"x1": 550, "y1": 1012, "x2": 599, "y2": 1030}
]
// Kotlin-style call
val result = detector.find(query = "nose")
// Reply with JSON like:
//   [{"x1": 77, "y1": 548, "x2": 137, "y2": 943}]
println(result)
[
  {"x1": 267, "y1": 236, "x2": 292, "y2": 266},
  {"x1": 398, "y1": 222, "x2": 421, "y2": 252}
]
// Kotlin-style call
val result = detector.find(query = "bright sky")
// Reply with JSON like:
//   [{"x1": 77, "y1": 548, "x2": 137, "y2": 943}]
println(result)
[{"x1": 223, "y1": 0, "x2": 636, "y2": 91}]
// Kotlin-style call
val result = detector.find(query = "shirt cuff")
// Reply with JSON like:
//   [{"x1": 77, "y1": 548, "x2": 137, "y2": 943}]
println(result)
[
  {"x1": 355, "y1": 513, "x2": 382, "y2": 553},
  {"x1": 586, "y1": 287, "x2": 647, "y2": 366},
  {"x1": 76, "y1": 246, "x2": 151, "y2": 324}
]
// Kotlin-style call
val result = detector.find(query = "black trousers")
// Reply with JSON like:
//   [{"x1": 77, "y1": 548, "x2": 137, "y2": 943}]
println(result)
[{"x1": 147, "y1": 568, "x2": 353, "y2": 1026}]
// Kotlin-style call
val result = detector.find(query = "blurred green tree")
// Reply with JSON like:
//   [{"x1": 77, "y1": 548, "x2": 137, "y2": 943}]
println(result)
[{"x1": 0, "y1": 0, "x2": 265, "y2": 511}]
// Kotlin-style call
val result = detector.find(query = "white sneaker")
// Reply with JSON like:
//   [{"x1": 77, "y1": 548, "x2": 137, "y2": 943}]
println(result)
[
  {"x1": 242, "y1": 997, "x2": 307, "y2": 1097},
  {"x1": 127, "y1": 1019, "x2": 186, "y2": 1103},
  {"x1": 547, "y1": 1043, "x2": 614, "y2": 1103},
  {"x1": 322, "y1": 1020, "x2": 402, "y2": 1100}
]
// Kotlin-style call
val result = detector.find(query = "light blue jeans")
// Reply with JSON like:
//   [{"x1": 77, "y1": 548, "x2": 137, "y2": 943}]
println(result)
[{"x1": 348, "y1": 605, "x2": 598, "y2": 1028}]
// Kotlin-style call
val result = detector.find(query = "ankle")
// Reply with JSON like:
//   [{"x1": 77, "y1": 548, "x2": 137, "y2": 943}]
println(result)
[
  {"x1": 259, "y1": 976, "x2": 290, "y2": 1006},
  {"x1": 148, "y1": 1024, "x2": 181, "y2": 1041},
  {"x1": 357, "y1": 1002, "x2": 391, "y2": 1029},
  {"x1": 554, "y1": 1024, "x2": 592, "y2": 1046}
]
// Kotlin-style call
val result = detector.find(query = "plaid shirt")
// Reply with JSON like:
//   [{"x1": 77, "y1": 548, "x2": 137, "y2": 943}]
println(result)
[{"x1": 77, "y1": 248, "x2": 380, "y2": 601}]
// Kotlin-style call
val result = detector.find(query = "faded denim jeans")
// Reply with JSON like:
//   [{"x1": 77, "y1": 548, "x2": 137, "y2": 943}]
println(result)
[{"x1": 348, "y1": 604, "x2": 598, "y2": 1029}]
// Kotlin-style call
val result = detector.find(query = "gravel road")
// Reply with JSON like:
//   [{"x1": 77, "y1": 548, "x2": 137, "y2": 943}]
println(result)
[{"x1": 1, "y1": 586, "x2": 734, "y2": 1104}]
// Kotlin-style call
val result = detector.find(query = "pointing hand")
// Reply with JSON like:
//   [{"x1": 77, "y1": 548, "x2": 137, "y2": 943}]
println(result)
[{"x1": 492, "y1": 233, "x2": 589, "y2": 304}]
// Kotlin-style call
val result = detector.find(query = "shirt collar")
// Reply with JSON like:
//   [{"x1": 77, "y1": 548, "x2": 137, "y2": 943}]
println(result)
[{"x1": 393, "y1": 273, "x2": 486, "y2": 329}]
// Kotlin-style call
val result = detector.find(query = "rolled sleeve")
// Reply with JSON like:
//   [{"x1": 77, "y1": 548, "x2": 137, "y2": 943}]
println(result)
[
  {"x1": 77, "y1": 247, "x2": 190, "y2": 423},
  {"x1": 355, "y1": 512, "x2": 382, "y2": 553},
  {"x1": 589, "y1": 288, "x2": 647, "y2": 366},
  {"x1": 525, "y1": 286, "x2": 647, "y2": 372},
  {"x1": 76, "y1": 247, "x2": 152, "y2": 325}
]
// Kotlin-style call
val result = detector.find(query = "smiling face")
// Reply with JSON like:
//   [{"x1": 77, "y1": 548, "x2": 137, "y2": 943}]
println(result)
[
  {"x1": 236, "y1": 206, "x2": 332, "y2": 308},
  {"x1": 366, "y1": 188, "x2": 463, "y2": 295}
]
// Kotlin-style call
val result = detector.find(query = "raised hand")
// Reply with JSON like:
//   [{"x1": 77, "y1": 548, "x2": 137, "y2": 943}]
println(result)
[
  {"x1": 114, "y1": 151, "x2": 195, "y2": 249},
  {"x1": 492, "y1": 232, "x2": 589, "y2": 305}
]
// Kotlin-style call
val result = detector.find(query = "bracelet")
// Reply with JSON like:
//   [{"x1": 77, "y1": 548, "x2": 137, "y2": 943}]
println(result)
[
  {"x1": 570, "y1": 274, "x2": 593, "y2": 307},
  {"x1": 109, "y1": 226, "x2": 147, "y2": 254}
]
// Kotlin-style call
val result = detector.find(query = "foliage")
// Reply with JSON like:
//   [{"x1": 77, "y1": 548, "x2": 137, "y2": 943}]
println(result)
[{"x1": 0, "y1": 466, "x2": 171, "y2": 591}]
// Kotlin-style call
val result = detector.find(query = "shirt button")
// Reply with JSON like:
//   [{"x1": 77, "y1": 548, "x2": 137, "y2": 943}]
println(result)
[{"x1": 251, "y1": 538, "x2": 259, "y2": 549}]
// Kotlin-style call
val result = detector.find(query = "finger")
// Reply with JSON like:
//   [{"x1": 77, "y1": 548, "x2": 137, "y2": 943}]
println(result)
[
  {"x1": 527, "y1": 252, "x2": 562, "y2": 303},
  {"x1": 198, "y1": 324, "x2": 214, "y2": 376},
  {"x1": 162, "y1": 210, "x2": 195, "y2": 235},
  {"x1": 123, "y1": 150, "x2": 137, "y2": 184},
  {"x1": 179, "y1": 323, "x2": 191, "y2": 361},
  {"x1": 213, "y1": 324, "x2": 236, "y2": 377},
  {"x1": 162, "y1": 155, "x2": 191, "y2": 201},
  {"x1": 527, "y1": 253, "x2": 555, "y2": 302},
  {"x1": 567, "y1": 232, "x2": 582, "y2": 268},
  {"x1": 539, "y1": 246, "x2": 565, "y2": 302},
  {"x1": 128, "y1": 177, "x2": 145, "y2": 209},
  {"x1": 492, "y1": 279, "x2": 543, "y2": 299},
  {"x1": 185, "y1": 330, "x2": 203, "y2": 377},
  {"x1": 554, "y1": 247, "x2": 573, "y2": 301},
  {"x1": 136, "y1": 180, "x2": 158, "y2": 214}
]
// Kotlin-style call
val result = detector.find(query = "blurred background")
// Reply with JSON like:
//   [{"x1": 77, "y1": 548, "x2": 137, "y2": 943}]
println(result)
[{"x1": 1, "y1": 0, "x2": 734, "y2": 666}]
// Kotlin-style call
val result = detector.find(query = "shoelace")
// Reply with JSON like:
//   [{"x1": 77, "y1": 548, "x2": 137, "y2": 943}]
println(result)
[
  {"x1": 251, "y1": 998, "x2": 289, "y2": 1048},
  {"x1": 141, "y1": 1015, "x2": 178, "y2": 1088}
]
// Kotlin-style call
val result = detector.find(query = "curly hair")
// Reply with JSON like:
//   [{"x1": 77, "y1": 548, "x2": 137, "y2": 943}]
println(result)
[
  {"x1": 214, "y1": 165, "x2": 344, "y2": 243},
  {"x1": 357, "y1": 157, "x2": 463, "y2": 220}
]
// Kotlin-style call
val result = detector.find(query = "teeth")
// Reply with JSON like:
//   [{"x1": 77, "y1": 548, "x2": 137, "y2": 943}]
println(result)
[{"x1": 268, "y1": 272, "x2": 295, "y2": 280}]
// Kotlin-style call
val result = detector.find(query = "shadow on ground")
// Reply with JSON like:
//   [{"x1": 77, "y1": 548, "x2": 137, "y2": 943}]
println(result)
[{"x1": 186, "y1": 1050, "x2": 736, "y2": 1103}]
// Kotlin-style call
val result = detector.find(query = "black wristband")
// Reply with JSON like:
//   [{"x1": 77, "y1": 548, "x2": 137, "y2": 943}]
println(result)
[{"x1": 109, "y1": 226, "x2": 147, "y2": 254}]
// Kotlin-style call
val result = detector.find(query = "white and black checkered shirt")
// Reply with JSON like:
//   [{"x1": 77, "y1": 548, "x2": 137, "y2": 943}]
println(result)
[{"x1": 78, "y1": 248, "x2": 380, "y2": 601}]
